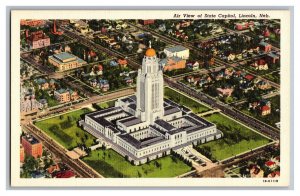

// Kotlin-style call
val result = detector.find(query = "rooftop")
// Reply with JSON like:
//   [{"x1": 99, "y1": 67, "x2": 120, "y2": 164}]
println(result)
[
  {"x1": 155, "y1": 119, "x2": 175, "y2": 131},
  {"x1": 53, "y1": 52, "x2": 76, "y2": 62},
  {"x1": 23, "y1": 135, "x2": 40, "y2": 145},
  {"x1": 119, "y1": 116, "x2": 141, "y2": 127},
  {"x1": 165, "y1": 45, "x2": 188, "y2": 53}
]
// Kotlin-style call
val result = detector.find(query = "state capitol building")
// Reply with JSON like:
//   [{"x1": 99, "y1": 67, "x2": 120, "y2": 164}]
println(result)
[{"x1": 79, "y1": 46, "x2": 223, "y2": 165}]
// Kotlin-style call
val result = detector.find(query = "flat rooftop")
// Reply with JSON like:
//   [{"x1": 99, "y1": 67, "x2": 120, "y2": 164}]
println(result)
[
  {"x1": 155, "y1": 119, "x2": 175, "y2": 131},
  {"x1": 23, "y1": 135, "x2": 40, "y2": 145},
  {"x1": 118, "y1": 116, "x2": 141, "y2": 127}
]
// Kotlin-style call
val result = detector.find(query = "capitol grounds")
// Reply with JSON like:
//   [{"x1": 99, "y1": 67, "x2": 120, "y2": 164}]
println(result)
[{"x1": 33, "y1": 87, "x2": 272, "y2": 177}]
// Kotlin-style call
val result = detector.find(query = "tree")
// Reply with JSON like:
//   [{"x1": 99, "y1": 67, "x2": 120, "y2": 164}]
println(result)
[
  {"x1": 67, "y1": 116, "x2": 73, "y2": 122},
  {"x1": 23, "y1": 156, "x2": 39, "y2": 172},
  {"x1": 137, "y1": 171, "x2": 142, "y2": 178}
]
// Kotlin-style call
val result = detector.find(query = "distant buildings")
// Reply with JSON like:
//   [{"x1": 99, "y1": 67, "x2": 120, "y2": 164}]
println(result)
[
  {"x1": 54, "y1": 88, "x2": 79, "y2": 103},
  {"x1": 249, "y1": 99, "x2": 272, "y2": 116},
  {"x1": 48, "y1": 52, "x2": 87, "y2": 72},
  {"x1": 160, "y1": 56, "x2": 186, "y2": 72},
  {"x1": 257, "y1": 80, "x2": 271, "y2": 90},
  {"x1": 20, "y1": 95, "x2": 42, "y2": 115},
  {"x1": 20, "y1": 145, "x2": 25, "y2": 163},
  {"x1": 51, "y1": 20, "x2": 64, "y2": 35},
  {"x1": 21, "y1": 135, "x2": 43, "y2": 159},
  {"x1": 251, "y1": 59, "x2": 269, "y2": 70},
  {"x1": 35, "y1": 78, "x2": 49, "y2": 90},
  {"x1": 26, "y1": 30, "x2": 50, "y2": 49},
  {"x1": 118, "y1": 59, "x2": 128, "y2": 68},
  {"x1": 259, "y1": 42, "x2": 272, "y2": 53},
  {"x1": 99, "y1": 79, "x2": 110, "y2": 92},
  {"x1": 20, "y1": 19, "x2": 45, "y2": 27},
  {"x1": 261, "y1": 105, "x2": 271, "y2": 116},
  {"x1": 216, "y1": 87, "x2": 234, "y2": 97},
  {"x1": 187, "y1": 61, "x2": 200, "y2": 70},
  {"x1": 235, "y1": 21, "x2": 254, "y2": 31},
  {"x1": 52, "y1": 170, "x2": 75, "y2": 178},
  {"x1": 249, "y1": 164, "x2": 264, "y2": 178},
  {"x1": 72, "y1": 20, "x2": 92, "y2": 35},
  {"x1": 164, "y1": 45, "x2": 190, "y2": 60},
  {"x1": 138, "y1": 19, "x2": 155, "y2": 25}
]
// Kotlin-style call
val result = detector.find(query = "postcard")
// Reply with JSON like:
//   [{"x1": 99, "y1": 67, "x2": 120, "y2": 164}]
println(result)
[{"x1": 10, "y1": 8, "x2": 292, "y2": 187}]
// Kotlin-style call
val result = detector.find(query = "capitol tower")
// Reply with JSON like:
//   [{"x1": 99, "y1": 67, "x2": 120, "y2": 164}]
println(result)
[{"x1": 136, "y1": 43, "x2": 164, "y2": 124}]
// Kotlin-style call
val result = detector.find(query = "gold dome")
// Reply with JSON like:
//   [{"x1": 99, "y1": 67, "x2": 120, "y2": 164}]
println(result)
[{"x1": 145, "y1": 48, "x2": 156, "y2": 57}]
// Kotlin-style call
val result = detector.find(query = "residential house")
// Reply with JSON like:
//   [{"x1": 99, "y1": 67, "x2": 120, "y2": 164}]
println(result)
[
  {"x1": 249, "y1": 165, "x2": 264, "y2": 178},
  {"x1": 118, "y1": 59, "x2": 128, "y2": 68},
  {"x1": 215, "y1": 71, "x2": 225, "y2": 81},
  {"x1": 224, "y1": 68, "x2": 234, "y2": 78},
  {"x1": 263, "y1": 28, "x2": 270, "y2": 37},
  {"x1": 138, "y1": 20, "x2": 155, "y2": 25},
  {"x1": 268, "y1": 171, "x2": 280, "y2": 178},
  {"x1": 265, "y1": 160, "x2": 277, "y2": 170},
  {"x1": 99, "y1": 79, "x2": 110, "y2": 92},
  {"x1": 54, "y1": 88, "x2": 79, "y2": 103},
  {"x1": 267, "y1": 52, "x2": 280, "y2": 64},
  {"x1": 244, "y1": 74, "x2": 255, "y2": 81},
  {"x1": 257, "y1": 80, "x2": 271, "y2": 90},
  {"x1": 38, "y1": 99, "x2": 48, "y2": 109},
  {"x1": 49, "y1": 79, "x2": 56, "y2": 89},
  {"x1": 158, "y1": 24, "x2": 166, "y2": 32},
  {"x1": 124, "y1": 77, "x2": 133, "y2": 85},
  {"x1": 186, "y1": 75, "x2": 194, "y2": 83},
  {"x1": 193, "y1": 76, "x2": 201, "y2": 86},
  {"x1": 109, "y1": 60, "x2": 119, "y2": 67},
  {"x1": 240, "y1": 81, "x2": 254, "y2": 93},
  {"x1": 251, "y1": 59, "x2": 269, "y2": 70},
  {"x1": 47, "y1": 164, "x2": 60, "y2": 175},
  {"x1": 261, "y1": 105, "x2": 271, "y2": 116},
  {"x1": 235, "y1": 22, "x2": 249, "y2": 30},
  {"x1": 96, "y1": 64, "x2": 103, "y2": 75},
  {"x1": 180, "y1": 20, "x2": 191, "y2": 28},
  {"x1": 227, "y1": 53, "x2": 236, "y2": 61},
  {"x1": 35, "y1": 78, "x2": 49, "y2": 90},
  {"x1": 216, "y1": 87, "x2": 234, "y2": 97},
  {"x1": 89, "y1": 78, "x2": 98, "y2": 88},
  {"x1": 259, "y1": 42, "x2": 272, "y2": 53},
  {"x1": 187, "y1": 61, "x2": 200, "y2": 70}
]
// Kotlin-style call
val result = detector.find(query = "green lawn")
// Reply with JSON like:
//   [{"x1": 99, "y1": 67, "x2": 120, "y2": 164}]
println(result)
[
  {"x1": 164, "y1": 87, "x2": 210, "y2": 114},
  {"x1": 97, "y1": 100, "x2": 116, "y2": 109},
  {"x1": 83, "y1": 149, "x2": 192, "y2": 178},
  {"x1": 35, "y1": 108, "x2": 96, "y2": 150},
  {"x1": 196, "y1": 113, "x2": 270, "y2": 161}
]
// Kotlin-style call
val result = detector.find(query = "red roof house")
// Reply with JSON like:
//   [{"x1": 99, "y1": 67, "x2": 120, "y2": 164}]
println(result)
[{"x1": 244, "y1": 74, "x2": 254, "y2": 81}]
